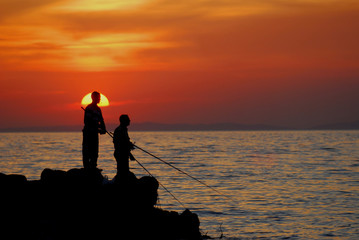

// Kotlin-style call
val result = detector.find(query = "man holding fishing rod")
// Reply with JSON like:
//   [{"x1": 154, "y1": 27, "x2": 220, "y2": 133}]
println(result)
[{"x1": 82, "y1": 91, "x2": 107, "y2": 169}]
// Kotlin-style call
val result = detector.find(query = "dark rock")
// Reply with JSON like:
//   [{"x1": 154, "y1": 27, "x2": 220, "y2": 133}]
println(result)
[
  {"x1": 138, "y1": 175, "x2": 159, "y2": 207},
  {"x1": 180, "y1": 209, "x2": 201, "y2": 239},
  {"x1": 41, "y1": 168, "x2": 66, "y2": 185},
  {"x1": 0, "y1": 173, "x2": 27, "y2": 187},
  {"x1": 66, "y1": 168, "x2": 104, "y2": 187},
  {"x1": 0, "y1": 168, "x2": 201, "y2": 240}
]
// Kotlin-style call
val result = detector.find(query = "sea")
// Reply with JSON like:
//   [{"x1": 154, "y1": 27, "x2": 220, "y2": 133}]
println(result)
[{"x1": 0, "y1": 130, "x2": 358, "y2": 239}]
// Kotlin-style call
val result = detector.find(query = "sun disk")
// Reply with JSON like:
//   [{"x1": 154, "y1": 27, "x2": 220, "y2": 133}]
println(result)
[{"x1": 81, "y1": 92, "x2": 110, "y2": 107}]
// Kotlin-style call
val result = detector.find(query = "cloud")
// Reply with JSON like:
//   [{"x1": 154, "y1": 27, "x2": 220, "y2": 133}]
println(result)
[
  {"x1": 54, "y1": 0, "x2": 149, "y2": 12},
  {"x1": 0, "y1": 0, "x2": 64, "y2": 21},
  {"x1": 1, "y1": 0, "x2": 358, "y2": 71}
]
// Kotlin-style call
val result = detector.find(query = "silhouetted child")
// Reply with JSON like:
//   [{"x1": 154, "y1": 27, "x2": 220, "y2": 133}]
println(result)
[
  {"x1": 113, "y1": 114, "x2": 135, "y2": 180},
  {"x1": 82, "y1": 91, "x2": 107, "y2": 169}
]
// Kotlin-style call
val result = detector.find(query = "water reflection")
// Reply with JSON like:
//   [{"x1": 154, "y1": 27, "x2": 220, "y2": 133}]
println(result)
[{"x1": 0, "y1": 131, "x2": 359, "y2": 239}]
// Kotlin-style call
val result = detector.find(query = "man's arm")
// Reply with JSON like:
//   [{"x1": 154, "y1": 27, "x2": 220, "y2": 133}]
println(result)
[{"x1": 99, "y1": 109, "x2": 107, "y2": 134}]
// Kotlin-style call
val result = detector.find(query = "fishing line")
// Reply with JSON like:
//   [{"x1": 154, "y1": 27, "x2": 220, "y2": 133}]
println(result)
[
  {"x1": 134, "y1": 144, "x2": 237, "y2": 203},
  {"x1": 134, "y1": 158, "x2": 186, "y2": 209},
  {"x1": 104, "y1": 128, "x2": 185, "y2": 208},
  {"x1": 81, "y1": 107, "x2": 234, "y2": 204}
]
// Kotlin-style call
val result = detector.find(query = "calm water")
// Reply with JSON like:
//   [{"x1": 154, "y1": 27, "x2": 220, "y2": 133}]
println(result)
[{"x1": 0, "y1": 131, "x2": 358, "y2": 239}]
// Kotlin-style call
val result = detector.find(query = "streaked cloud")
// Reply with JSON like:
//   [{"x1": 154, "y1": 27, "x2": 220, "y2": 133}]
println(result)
[
  {"x1": 52, "y1": 0, "x2": 149, "y2": 12},
  {"x1": 0, "y1": 0, "x2": 358, "y2": 72}
]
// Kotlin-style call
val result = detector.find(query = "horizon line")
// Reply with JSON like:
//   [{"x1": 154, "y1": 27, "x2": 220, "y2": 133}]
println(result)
[{"x1": 0, "y1": 120, "x2": 358, "y2": 132}]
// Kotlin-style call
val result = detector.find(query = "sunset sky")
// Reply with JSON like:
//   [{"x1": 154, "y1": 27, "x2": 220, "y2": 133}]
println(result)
[{"x1": 1, "y1": 0, "x2": 358, "y2": 130}]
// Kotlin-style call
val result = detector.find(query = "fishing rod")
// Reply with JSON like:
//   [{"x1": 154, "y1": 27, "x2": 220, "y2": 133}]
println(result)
[
  {"x1": 81, "y1": 106, "x2": 116, "y2": 138},
  {"x1": 108, "y1": 131, "x2": 185, "y2": 208},
  {"x1": 81, "y1": 107, "x2": 136, "y2": 160},
  {"x1": 81, "y1": 107, "x2": 234, "y2": 203},
  {"x1": 134, "y1": 144, "x2": 236, "y2": 203},
  {"x1": 89, "y1": 120, "x2": 184, "y2": 207},
  {"x1": 106, "y1": 131, "x2": 136, "y2": 160}
]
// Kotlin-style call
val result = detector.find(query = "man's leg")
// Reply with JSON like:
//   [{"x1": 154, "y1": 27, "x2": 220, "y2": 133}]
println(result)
[
  {"x1": 88, "y1": 133, "x2": 99, "y2": 168},
  {"x1": 82, "y1": 131, "x2": 90, "y2": 168}
]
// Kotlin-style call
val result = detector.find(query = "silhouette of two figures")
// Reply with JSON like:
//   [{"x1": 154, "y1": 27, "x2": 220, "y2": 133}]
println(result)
[{"x1": 82, "y1": 91, "x2": 134, "y2": 180}]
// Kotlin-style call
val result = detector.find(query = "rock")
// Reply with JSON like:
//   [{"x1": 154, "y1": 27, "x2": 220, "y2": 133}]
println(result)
[
  {"x1": 180, "y1": 209, "x2": 201, "y2": 239},
  {"x1": 0, "y1": 173, "x2": 27, "y2": 188},
  {"x1": 0, "y1": 168, "x2": 202, "y2": 240},
  {"x1": 41, "y1": 168, "x2": 66, "y2": 185},
  {"x1": 138, "y1": 175, "x2": 159, "y2": 207}
]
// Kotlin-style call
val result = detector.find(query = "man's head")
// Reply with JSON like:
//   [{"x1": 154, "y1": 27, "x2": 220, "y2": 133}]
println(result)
[
  {"x1": 91, "y1": 91, "x2": 101, "y2": 104},
  {"x1": 119, "y1": 114, "x2": 130, "y2": 126}
]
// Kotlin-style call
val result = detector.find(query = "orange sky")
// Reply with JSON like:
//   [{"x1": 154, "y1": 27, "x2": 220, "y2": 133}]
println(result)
[{"x1": 1, "y1": 0, "x2": 359, "y2": 129}]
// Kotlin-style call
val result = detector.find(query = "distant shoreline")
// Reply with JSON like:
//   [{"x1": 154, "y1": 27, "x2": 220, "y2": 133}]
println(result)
[{"x1": 1, "y1": 121, "x2": 358, "y2": 132}]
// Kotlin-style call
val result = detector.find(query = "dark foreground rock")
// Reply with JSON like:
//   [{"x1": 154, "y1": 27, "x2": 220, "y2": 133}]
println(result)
[{"x1": 0, "y1": 169, "x2": 201, "y2": 240}]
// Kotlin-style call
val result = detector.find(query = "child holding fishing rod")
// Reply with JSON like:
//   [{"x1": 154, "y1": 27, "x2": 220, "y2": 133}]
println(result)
[{"x1": 113, "y1": 114, "x2": 136, "y2": 180}]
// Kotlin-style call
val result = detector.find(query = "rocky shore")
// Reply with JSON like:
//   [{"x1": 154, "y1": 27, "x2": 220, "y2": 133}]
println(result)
[{"x1": 0, "y1": 168, "x2": 201, "y2": 240}]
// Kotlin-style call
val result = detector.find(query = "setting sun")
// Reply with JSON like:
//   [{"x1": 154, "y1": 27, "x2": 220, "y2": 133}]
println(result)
[{"x1": 81, "y1": 92, "x2": 110, "y2": 107}]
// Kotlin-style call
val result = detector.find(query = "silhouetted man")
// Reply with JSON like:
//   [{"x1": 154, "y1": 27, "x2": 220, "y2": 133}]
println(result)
[
  {"x1": 113, "y1": 114, "x2": 134, "y2": 179},
  {"x1": 83, "y1": 91, "x2": 106, "y2": 169}
]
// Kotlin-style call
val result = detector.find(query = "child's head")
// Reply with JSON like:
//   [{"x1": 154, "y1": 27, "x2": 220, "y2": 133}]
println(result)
[{"x1": 119, "y1": 114, "x2": 130, "y2": 126}]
